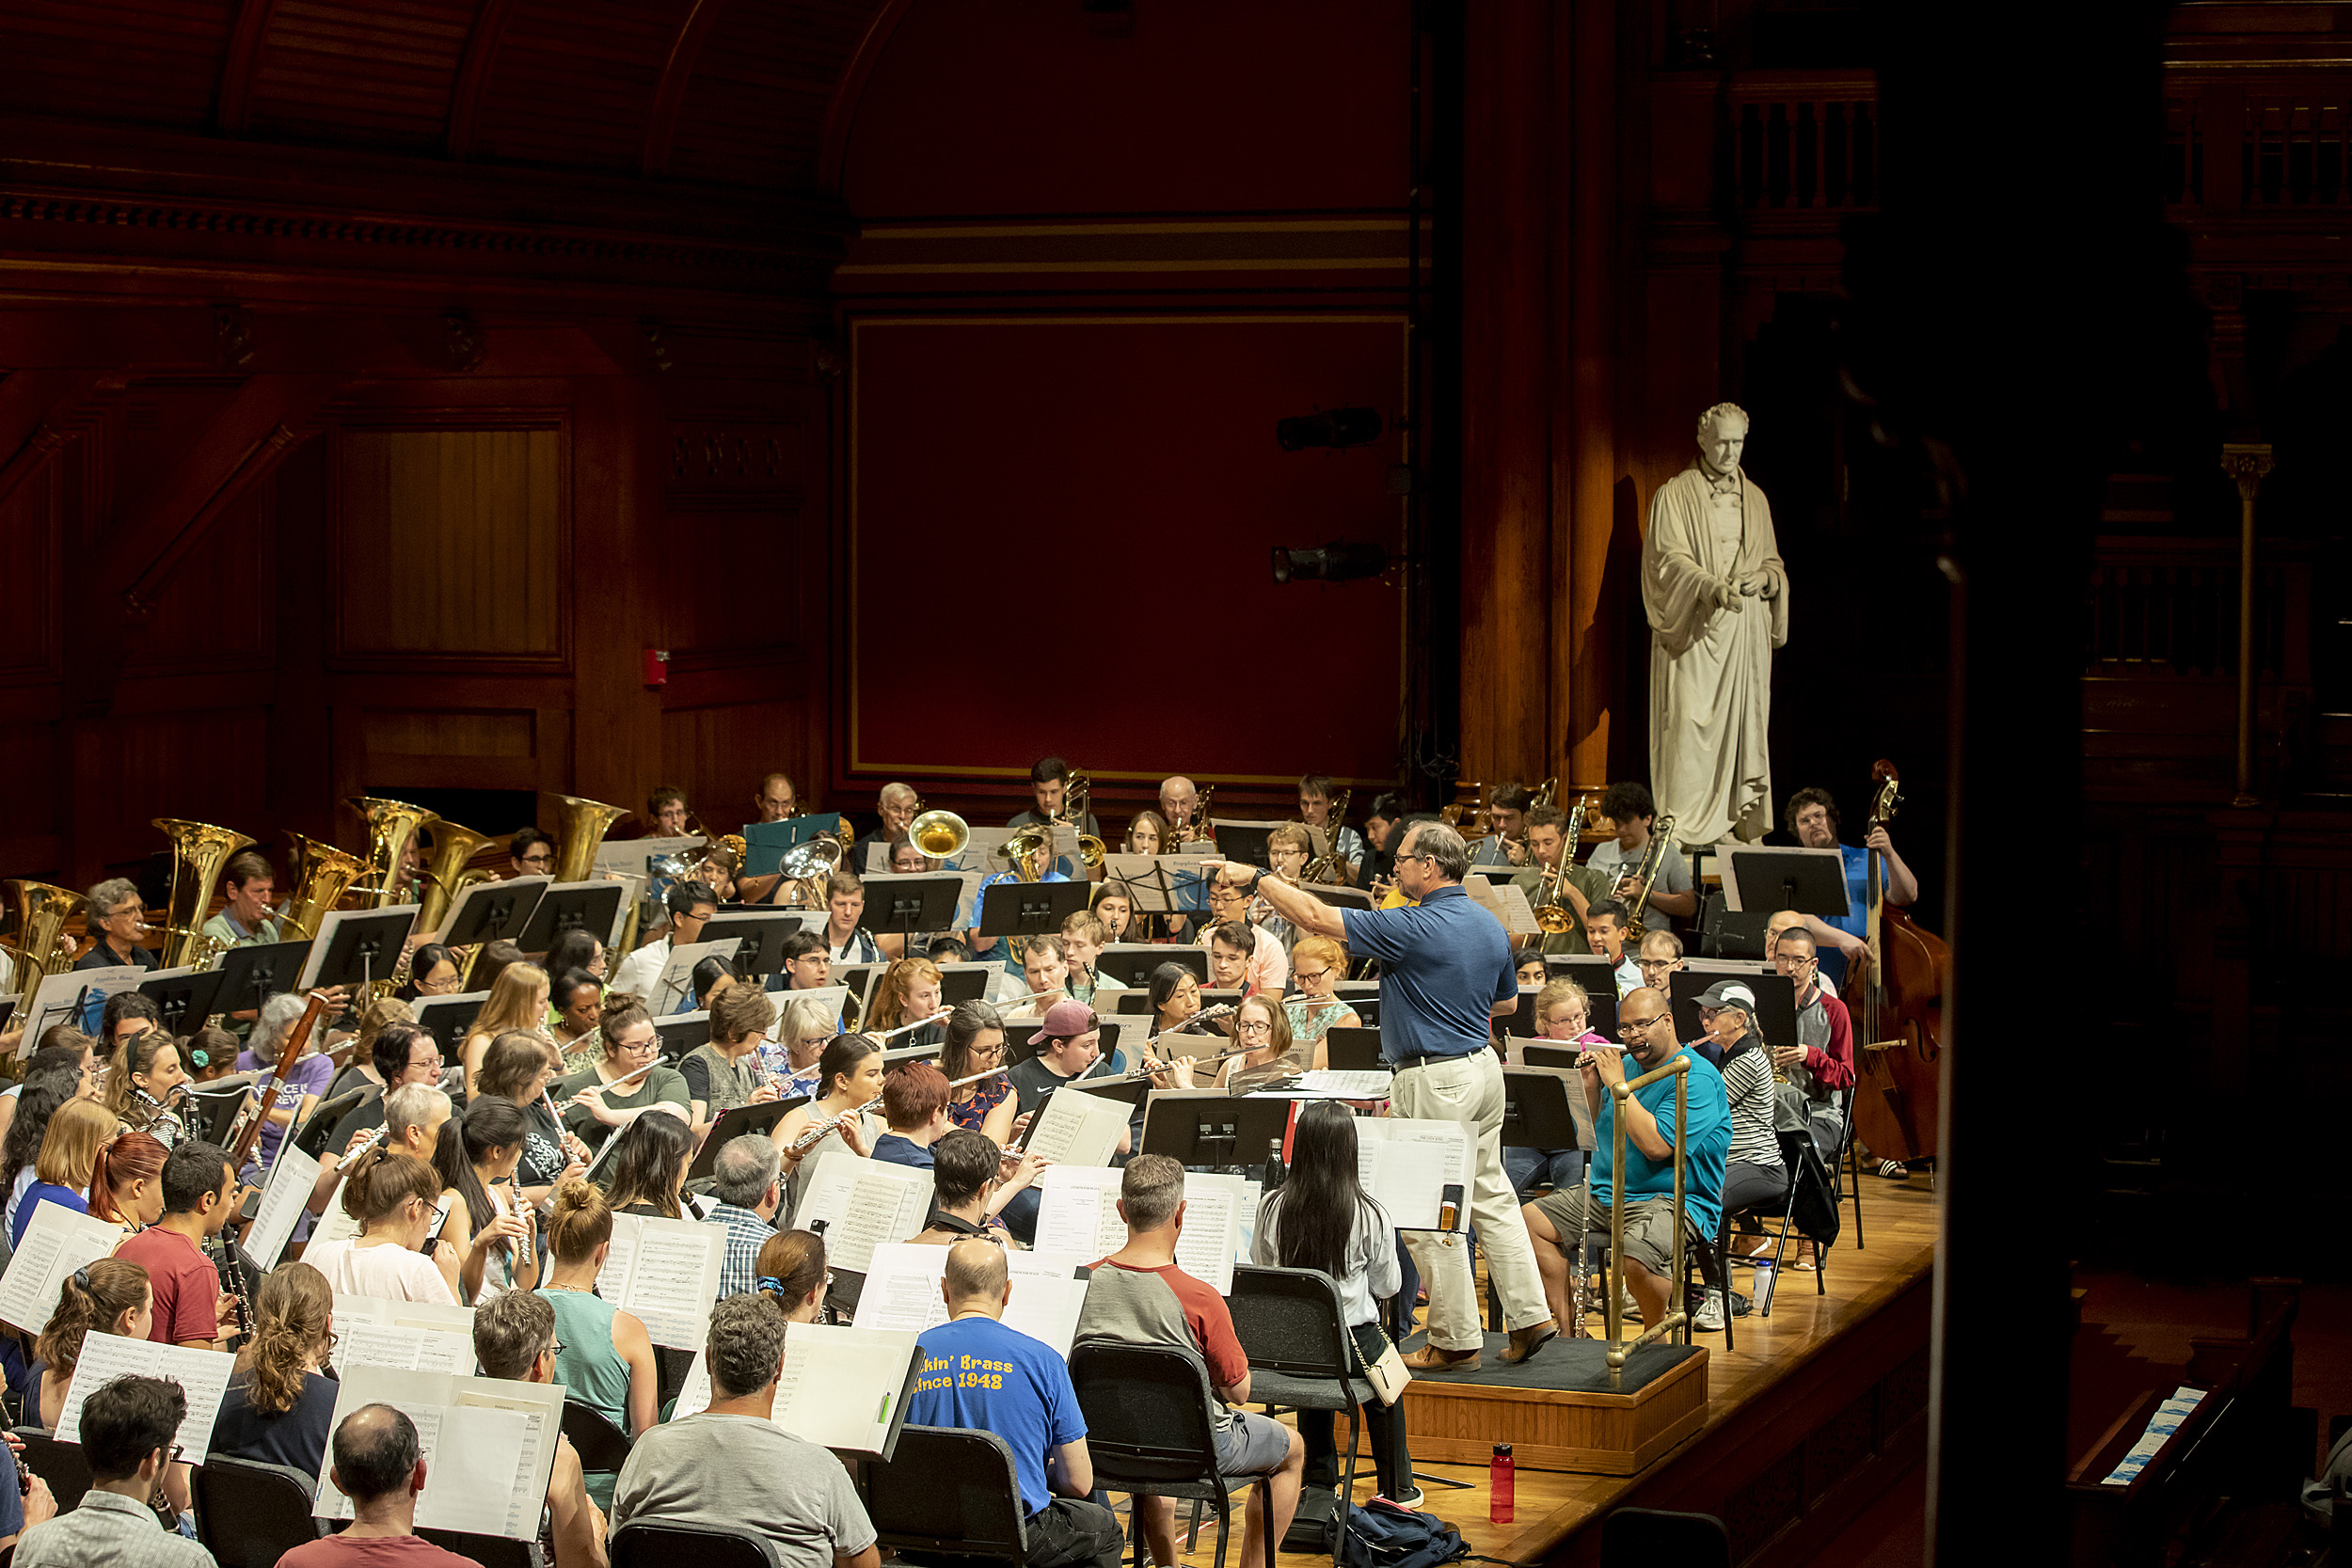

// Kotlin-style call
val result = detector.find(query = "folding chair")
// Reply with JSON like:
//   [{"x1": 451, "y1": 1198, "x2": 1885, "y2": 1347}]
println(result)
[
  {"x1": 190, "y1": 1455, "x2": 324, "y2": 1567},
  {"x1": 612, "y1": 1518, "x2": 775, "y2": 1568},
  {"x1": 10, "y1": 1428, "x2": 89, "y2": 1513},
  {"x1": 1725, "y1": 1130, "x2": 1834, "y2": 1315},
  {"x1": 863, "y1": 1425, "x2": 1027, "y2": 1568},
  {"x1": 418, "y1": 1528, "x2": 534, "y2": 1567},
  {"x1": 1229, "y1": 1266, "x2": 1370, "y2": 1565},
  {"x1": 1069, "y1": 1341, "x2": 1275, "y2": 1568},
  {"x1": 561, "y1": 1399, "x2": 633, "y2": 1475}
]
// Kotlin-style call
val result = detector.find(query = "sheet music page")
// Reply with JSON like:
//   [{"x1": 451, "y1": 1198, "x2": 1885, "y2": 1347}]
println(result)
[
  {"x1": 449, "y1": 1379, "x2": 565, "y2": 1539},
  {"x1": 1170, "y1": 1174, "x2": 1243, "y2": 1292},
  {"x1": 420, "y1": 1404, "x2": 534, "y2": 1536},
  {"x1": 653, "y1": 939, "x2": 737, "y2": 1013},
  {"x1": 1235, "y1": 1179, "x2": 1263, "y2": 1265},
  {"x1": 595, "y1": 1213, "x2": 640, "y2": 1302},
  {"x1": 55, "y1": 1333, "x2": 236, "y2": 1463},
  {"x1": 961, "y1": 828, "x2": 1015, "y2": 874},
  {"x1": 1021, "y1": 1086, "x2": 1127, "y2": 1168},
  {"x1": 616, "y1": 1217, "x2": 726, "y2": 1349},
  {"x1": 21, "y1": 965, "x2": 135, "y2": 1054},
  {"x1": 1032, "y1": 1164, "x2": 1126, "y2": 1259},
  {"x1": 313, "y1": 1364, "x2": 453, "y2": 1520},
  {"x1": 850, "y1": 1243, "x2": 952, "y2": 1334},
  {"x1": 312, "y1": 1174, "x2": 364, "y2": 1248},
  {"x1": 247, "y1": 1143, "x2": 320, "y2": 1268},
  {"x1": 773, "y1": 1322, "x2": 917, "y2": 1455},
  {"x1": 1092, "y1": 1016, "x2": 1152, "y2": 1069},
  {"x1": 1003, "y1": 1272, "x2": 1089, "y2": 1356},
  {"x1": 788, "y1": 1151, "x2": 933, "y2": 1275},
  {"x1": 340, "y1": 1317, "x2": 476, "y2": 1376},
  {"x1": 1463, "y1": 876, "x2": 1539, "y2": 935},
  {"x1": 1296, "y1": 1069, "x2": 1394, "y2": 1099},
  {"x1": 0, "y1": 1203, "x2": 125, "y2": 1332},
  {"x1": 331, "y1": 1293, "x2": 390, "y2": 1325},
  {"x1": 1357, "y1": 1117, "x2": 1472, "y2": 1231},
  {"x1": 673, "y1": 1349, "x2": 712, "y2": 1420}
]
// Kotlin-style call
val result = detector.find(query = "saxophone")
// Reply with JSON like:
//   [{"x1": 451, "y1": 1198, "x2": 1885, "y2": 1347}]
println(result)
[{"x1": 1621, "y1": 814, "x2": 1677, "y2": 942}]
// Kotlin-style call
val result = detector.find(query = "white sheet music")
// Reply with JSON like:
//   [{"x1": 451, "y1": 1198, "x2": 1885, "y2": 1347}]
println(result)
[
  {"x1": 17, "y1": 965, "x2": 135, "y2": 1057},
  {"x1": 1464, "y1": 876, "x2": 1541, "y2": 935},
  {"x1": 312, "y1": 1364, "x2": 563, "y2": 1539},
  {"x1": 0, "y1": 1203, "x2": 126, "y2": 1333},
  {"x1": 851, "y1": 1243, "x2": 1091, "y2": 1356},
  {"x1": 1294, "y1": 1069, "x2": 1394, "y2": 1099},
  {"x1": 1032, "y1": 1166, "x2": 1241, "y2": 1291},
  {"x1": 247, "y1": 1142, "x2": 321, "y2": 1269},
  {"x1": 672, "y1": 1322, "x2": 919, "y2": 1456},
  {"x1": 787, "y1": 1150, "x2": 933, "y2": 1275},
  {"x1": 1170, "y1": 1174, "x2": 1244, "y2": 1292},
  {"x1": 338, "y1": 1321, "x2": 477, "y2": 1376},
  {"x1": 1357, "y1": 1117, "x2": 1473, "y2": 1231},
  {"x1": 587, "y1": 1213, "x2": 726, "y2": 1348},
  {"x1": 54, "y1": 1332, "x2": 236, "y2": 1463},
  {"x1": 1021, "y1": 1085, "x2": 1128, "y2": 1167}
]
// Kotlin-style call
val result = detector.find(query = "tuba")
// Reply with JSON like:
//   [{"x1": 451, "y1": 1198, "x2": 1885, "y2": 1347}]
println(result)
[
  {"x1": 1622, "y1": 813, "x2": 1677, "y2": 942},
  {"x1": 416, "y1": 817, "x2": 498, "y2": 935},
  {"x1": 280, "y1": 832, "x2": 368, "y2": 941},
  {"x1": 347, "y1": 798, "x2": 437, "y2": 910},
  {"x1": 543, "y1": 792, "x2": 630, "y2": 885},
  {"x1": 3, "y1": 880, "x2": 88, "y2": 1044},
  {"x1": 910, "y1": 810, "x2": 969, "y2": 862},
  {"x1": 151, "y1": 818, "x2": 256, "y2": 969}
]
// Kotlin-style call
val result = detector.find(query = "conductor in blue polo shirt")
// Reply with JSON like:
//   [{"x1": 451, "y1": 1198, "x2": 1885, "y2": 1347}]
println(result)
[{"x1": 1207, "y1": 821, "x2": 1560, "y2": 1370}]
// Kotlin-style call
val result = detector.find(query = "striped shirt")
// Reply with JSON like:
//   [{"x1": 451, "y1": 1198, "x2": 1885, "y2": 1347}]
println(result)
[{"x1": 1719, "y1": 1040, "x2": 1784, "y2": 1170}]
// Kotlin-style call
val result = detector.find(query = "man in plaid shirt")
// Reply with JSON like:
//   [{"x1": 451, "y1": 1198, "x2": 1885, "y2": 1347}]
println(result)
[{"x1": 706, "y1": 1134, "x2": 783, "y2": 1300}]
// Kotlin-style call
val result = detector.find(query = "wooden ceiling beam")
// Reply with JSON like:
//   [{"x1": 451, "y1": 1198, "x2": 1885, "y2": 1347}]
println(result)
[{"x1": 644, "y1": 0, "x2": 731, "y2": 177}]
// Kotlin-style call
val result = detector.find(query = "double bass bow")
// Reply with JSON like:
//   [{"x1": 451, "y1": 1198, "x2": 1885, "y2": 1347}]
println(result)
[{"x1": 1846, "y1": 760, "x2": 1950, "y2": 1168}]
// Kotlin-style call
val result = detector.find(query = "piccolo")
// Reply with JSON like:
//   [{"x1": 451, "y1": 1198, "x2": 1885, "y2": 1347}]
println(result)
[{"x1": 786, "y1": 1064, "x2": 1009, "y2": 1156}]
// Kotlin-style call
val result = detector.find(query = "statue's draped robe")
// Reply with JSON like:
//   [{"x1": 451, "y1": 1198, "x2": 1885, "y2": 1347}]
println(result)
[{"x1": 1640, "y1": 464, "x2": 1788, "y2": 845}]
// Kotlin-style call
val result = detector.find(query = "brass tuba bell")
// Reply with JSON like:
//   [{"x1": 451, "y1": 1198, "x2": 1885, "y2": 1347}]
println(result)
[
  {"x1": 151, "y1": 818, "x2": 256, "y2": 969},
  {"x1": 416, "y1": 817, "x2": 499, "y2": 935},
  {"x1": 909, "y1": 810, "x2": 969, "y2": 861},
  {"x1": 543, "y1": 792, "x2": 630, "y2": 885},
  {"x1": 2, "y1": 880, "x2": 88, "y2": 1040},
  {"x1": 280, "y1": 832, "x2": 368, "y2": 942},
  {"x1": 347, "y1": 798, "x2": 438, "y2": 910}
]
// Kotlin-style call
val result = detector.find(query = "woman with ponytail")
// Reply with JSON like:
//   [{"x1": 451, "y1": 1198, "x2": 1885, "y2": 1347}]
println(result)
[
  {"x1": 32, "y1": 1259, "x2": 151, "y2": 1429},
  {"x1": 88, "y1": 1129, "x2": 169, "y2": 1237},
  {"x1": 752, "y1": 1229, "x2": 827, "y2": 1324},
  {"x1": 431, "y1": 1099, "x2": 539, "y2": 1302},
  {"x1": 534, "y1": 1180, "x2": 657, "y2": 1505},
  {"x1": 213, "y1": 1261, "x2": 337, "y2": 1476},
  {"x1": 298, "y1": 1148, "x2": 461, "y2": 1305}
]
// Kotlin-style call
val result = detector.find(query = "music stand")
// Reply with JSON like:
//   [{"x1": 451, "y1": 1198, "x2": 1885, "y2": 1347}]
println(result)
[
  {"x1": 700, "y1": 911, "x2": 801, "y2": 980},
  {"x1": 739, "y1": 816, "x2": 842, "y2": 879},
  {"x1": 1101, "y1": 854, "x2": 1211, "y2": 922},
  {"x1": 138, "y1": 969, "x2": 228, "y2": 1036},
  {"x1": 858, "y1": 874, "x2": 965, "y2": 943},
  {"x1": 1522, "y1": 1042, "x2": 1599, "y2": 1072},
  {"x1": 934, "y1": 963, "x2": 998, "y2": 1006},
  {"x1": 1682, "y1": 957, "x2": 1772, "y2": 977},
  {"x1": 1140, "y1": 1090, "x2": 1294, "y2": 1174},
  {"x1": 1323, "y1": 1026, "x2": 1384, "y2": 1071},
  {"x1": 1668, "y1": 970, "x2": 1799, "y2": 1048},
  {"x1": 1502, "y1": 984, "x2": 1544, "y2": 1037},
  {"x1": 1197, "y1": 989, "x2": 1244, "y2": 1017},
  {"x1": 300, "y1": 909, "x2": 421, "y2": 993},
  {"x1": 294, "y1": 1088, "x2": 369, "y2": 1158},
  {"x1": 187, "y1": 1085, "x2": 249, "y2": 1146},
  {"x1": 1112, "y1": 991, "x2": 1152, "y2": 1016},
  {"x1": 413, "y1": 993, "x2": 488, "y2": 1061},
  {"x1": 1699, "y1": 896, "x2": 1772, "y2": 959},
  {"x1": 1499, "y1": 1067, "x2": 1583, "y2": 1151},
  {"x1": 977, "y1": 881, "x2": 1089, "y2": 954},
  {"x1": 1213, "y1": 822, "x2": 1276, "y2": 870},
  {"x1": 650, "y1": 940, "x2": 738, "y2": 1016},
  {"x1": 1717, "y1": 846, "x2": 1851, "y2": 920},
  {"x1": 687, "y1": 1099, "x2": 799, "y2": 1180},
  {"x1": 657, "y1": 1009, "x2": 712, "y2": 1061},
  {"x1": 1544, "y1": 949, "x2": 1620, "y2": 990},
  {"x1": 1066, "y1": 1075, "x2": 1149, "y2": 1111},
  {"x1": 1097, "y1": 943, "x2": 1204, "y2": 989},
  {"x1": 442, "y1": 877, "x2": 546, "y2": 955},
  {"x1": 514, "y1": 881, "x2": 625, "y2": 955},
  {"x1": 1303, "y1": 885, "x2": 1375, "y2": 916},
  {"x1": 212, "y1": 941, "x2": 312, "y2": 1022},
  {"x1": 1331, "y1": 980, "x2": 1381, "y2": 1026}
]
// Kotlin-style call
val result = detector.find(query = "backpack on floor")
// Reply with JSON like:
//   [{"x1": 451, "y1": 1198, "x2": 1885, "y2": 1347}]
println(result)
[{"x1": 1337, "y1": 1498, "x2": 1469, "y2": 1568}]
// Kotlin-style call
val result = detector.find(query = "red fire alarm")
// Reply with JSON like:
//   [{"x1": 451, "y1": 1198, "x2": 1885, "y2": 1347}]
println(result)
[{"x1": 644, "y1": 648, "x2": 669, "y2": 688}]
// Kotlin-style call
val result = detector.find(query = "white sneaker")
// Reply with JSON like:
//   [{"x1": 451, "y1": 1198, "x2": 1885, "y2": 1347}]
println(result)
[{"x1": 1692, "y1": 1289, "x2": 1725, "y2": 1332}]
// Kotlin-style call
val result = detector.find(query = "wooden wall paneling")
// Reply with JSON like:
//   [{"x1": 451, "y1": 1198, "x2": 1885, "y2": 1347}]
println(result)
[
  {"x1": 565, "y1": 377, "x2": 664, "y2": 826},
  {"x1": 0, "y1": 456, "x2": 66, "y2": 882},
  {"x1": 267, "y1": 436, "x2": 337, "y2": 850}
]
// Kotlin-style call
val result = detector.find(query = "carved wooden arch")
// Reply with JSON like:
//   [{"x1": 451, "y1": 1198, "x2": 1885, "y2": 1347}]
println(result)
[
  {"x1": 448, "y1": 0, "x2": 521, "y2": 159},
  {"x1": 643, "y1": 0, "x2": 731, "y2": 176},
  {"x1": 817, "y1": 0, "x2": 914, "y2": 194},
  {"x1": 215, "y1": 0, "x2": 279, "y2": 135}
]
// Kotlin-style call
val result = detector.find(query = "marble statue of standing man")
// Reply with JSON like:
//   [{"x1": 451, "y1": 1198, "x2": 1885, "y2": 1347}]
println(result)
[{"x1": 1640, "y1": 403, "x2": 1788, "y2": 845}]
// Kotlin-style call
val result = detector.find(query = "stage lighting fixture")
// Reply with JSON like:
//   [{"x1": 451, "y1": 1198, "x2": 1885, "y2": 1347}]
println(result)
[
  {"x1": 1272, "y1": 542, "x2": 1389, "y2": 585},
  {"x1": 1275, "y1": 406, "x2": 1384, "y2": 451}
]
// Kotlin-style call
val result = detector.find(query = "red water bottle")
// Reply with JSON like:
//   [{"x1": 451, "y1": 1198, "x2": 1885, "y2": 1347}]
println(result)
[{"x1": 1489, "y1": 1441, "x2": 1515, "y2": 1524}]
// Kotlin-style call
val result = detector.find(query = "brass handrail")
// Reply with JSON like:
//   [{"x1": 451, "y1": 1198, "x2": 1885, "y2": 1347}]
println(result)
[{"x1": 1602, "y1": 1054, "x2": 1692, "y2": 1386}]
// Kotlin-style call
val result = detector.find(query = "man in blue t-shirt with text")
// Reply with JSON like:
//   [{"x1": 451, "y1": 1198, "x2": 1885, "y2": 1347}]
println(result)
[
  {"x1": 905, "y1": 1239, "x2": 1122, "y2": 1568},
  {"x1": 1520, "y1": 985, "x2": 1730, "y2": 1333}
]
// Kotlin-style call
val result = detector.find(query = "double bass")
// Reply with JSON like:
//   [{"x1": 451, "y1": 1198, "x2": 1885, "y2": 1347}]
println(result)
[{"x1": 1847, "y1": 760, "x2": 1950, "y2": 1165}]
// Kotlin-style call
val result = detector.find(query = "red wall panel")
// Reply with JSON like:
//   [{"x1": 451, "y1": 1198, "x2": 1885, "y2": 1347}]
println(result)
[{"x1": 848, "y1": 315, "x2": 1405, "y2": 786}]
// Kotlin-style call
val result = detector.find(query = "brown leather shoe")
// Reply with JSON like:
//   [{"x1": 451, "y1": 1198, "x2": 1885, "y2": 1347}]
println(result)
[
  {"x1": 1500, "y1": 1318, "x2": 1559, "y2": 1366},
  {"x1": 1400, "y1": 1344, "x2": 1482, "y2": 1372}
]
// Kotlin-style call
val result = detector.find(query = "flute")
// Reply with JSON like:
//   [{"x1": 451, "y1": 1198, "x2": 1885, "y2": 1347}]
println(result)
[{"x1": 786, "y1": 1064, "x2": 1009, "y2": 1156}]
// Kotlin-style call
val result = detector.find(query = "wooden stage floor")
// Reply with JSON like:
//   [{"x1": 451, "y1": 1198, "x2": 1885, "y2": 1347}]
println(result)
[{"x1": 1177, "y1": 1177, "x2": 1942, "y2": 1568}]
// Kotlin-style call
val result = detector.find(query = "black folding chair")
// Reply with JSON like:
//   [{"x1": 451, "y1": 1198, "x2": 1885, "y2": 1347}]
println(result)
[
  {"x1": 612, "y1": 1518, "x2": 775, "y2": 1568},
  {"x1": 1725, "y1": 1130, "x2": 1834, "y2": 1315},
  {"x1": 863, "y1": 1425, "x2": 1028, "y2": 1568},
  {"x1": 1680, "y1": 1215, "x2": 1736, "y2": 1350},
  {"x1": 1069, "y1": 1341, "x2": 1275, "y2": 1568},
  {"x1": 561, "y1": 1398, "x2": 634, "y2": 1475},
  {"x1": 1836, "y1": 1089, "x2": 1867, "y2": 1248},
  {"x1": 191, "y1": 1456, "x2": 324, "y2": 1567},
  {"x1": 1228, "y1": 1265, "x2": 1370, "y2": 1566},
  {"x1": 418, "y1": 1528, "x2": 534, "y2": 1568},
  {"x1": 10, "y1": 1428, "x2": 89, "y2": 1513}
]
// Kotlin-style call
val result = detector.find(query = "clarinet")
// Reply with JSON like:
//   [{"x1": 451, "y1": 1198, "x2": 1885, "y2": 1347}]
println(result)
[{"x1": 207, "y1": 1230, "x2": 257, "y2": 1351}]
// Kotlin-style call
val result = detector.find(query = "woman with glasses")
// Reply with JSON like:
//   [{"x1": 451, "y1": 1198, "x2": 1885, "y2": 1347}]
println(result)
[
  {"x1": 768, "y1": 998, "x2": 834, "y2": 1100},
  {"x1": 213, "y1": 1261, "x2": 338, "y2": 1478},
  {"x1": 462, "y1": 962, "x2": 551, "y2": 1088},
  {"x1": 537, "y1": 1180, "x2": 660, "y2": 1505},
  {"x1": 938, "y1": 1001, "x2": 1017, "y2": 1145},
  {"x1": 1168, "y1": 993, "x2": 1299, "y2": 1093},
  {"x1": 555, "y1": 993, "x2": 690, "y2": 1153},
  {"x1": 301, "y1": 1148, "x2": 463, "y2": 1305},
  {"x1": 474, "y1": 1029, "x2": 586, "y2": 1208},
  {"x1": 394, "y1": 943, "x2": 464, "y2": 1005},
  {"x1": 1283, "y1": 936, "x2": 1360, "y2": 1058}
]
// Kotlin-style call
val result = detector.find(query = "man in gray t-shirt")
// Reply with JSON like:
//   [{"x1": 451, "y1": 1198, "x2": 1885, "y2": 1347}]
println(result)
[
  {"x1": 612, "y1": 1297, "x2": 878, "y2": 1568},
  {"x1": 1588, "y1": 782, "x2": 1696, "y2": 931}
]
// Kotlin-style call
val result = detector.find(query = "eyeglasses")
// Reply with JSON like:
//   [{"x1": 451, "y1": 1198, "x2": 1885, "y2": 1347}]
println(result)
[
  {"x1": 1618, "y1": 1014, "x2": 1666, "y2": 1033},
  {"x1": 1636, "y1": 958, "x2": 1677, "y2": 973},
  {"x1": 1235, "y1": 1020, "x2": 1274, "y2": 1037},
  {"x1": 518, "y1": 853, "x2": 552, "y2": 867},
  {"x1": 1293, "y1": 968, "x2": 1331, "y2": 985}
]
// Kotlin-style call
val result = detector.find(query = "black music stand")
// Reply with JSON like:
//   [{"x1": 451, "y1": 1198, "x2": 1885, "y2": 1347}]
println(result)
[
  {"x1": 443, "y1": 877, "x2": 546, "y2": 954},
  {"x1": 1112, "y1": 991, "x2": 1152, "y2": 1016},
  {"x1": 1303, "y1": 885, "x2": 1375, "y2": 916},
  {"x1": 934, "y1": 963, "x2": 998, "y2": 1006},
  {"x1": 1719, "y1": 847, "x2": 1851, "y2": 922},
  {"x1": 700, "y1": 911, "x2": 801, "y2": 979},
  {"x1": 1668, "y1": 970, "x2": 1799, "y2": 1048},
  {"x1": 303, "y1": 911, "x2": 419, "y2": 994},
  {"x1": 1140, "y1": 1090, "x2": 1294, "y2": 1175},
  {"x1": 139, "y1": 969, "x2": 229, "y2": 1036},
  {"x1": 294, "y1": 1088, "x2": 369, "y2": 1158},
  {"x1": 212, "y1": 941, "x2": 313, "y2": 1021},
  {"x1": 187, "y1": 1085, "x2": 249, "y2": 1147},
  {"x1": 977, "y1": 880, "x2": 1089, "y2": 953},
  {"x1": 1502, "y1": 984, "x2": 1544, "y2": 1037},
  {"x1": 1499, "y1": 1068, "x2": 1582, "y2": 1151},
  {"x1": 1097, "y1": 943, "x2": 1204, "y2": 989},
  {"x1": 1521, "y1": 1042, "x2": 1594, "y2": 1072},
  {"x1": 515, "y1": 881, "x2": 625, "y2": 955},
  {"x1": 1324, "y1": 1026, "x2": 1384, "y2": 1072},
  {"x1": 687, "y1": 1099, "x2": 802, "y2": 1180},
  {"x1": 860, "y1": 875, "x2": 964, "y2": 943},
  {"x1": 1215, "y1": 823, "x2": 1276, "y2": 870},
  {"x1": 1065, "y1": 1075, "x2": 1149, "y2": 1111},
  {"x1": 657, "y1": 1010, "x2": 712, "y2": 1061},
  {"x1": 1699, "y1": 895, "x2": 1772, "y2": 958},
  {"x1": 412, "y1": 993, "x2": 487, "y2": 1062}
]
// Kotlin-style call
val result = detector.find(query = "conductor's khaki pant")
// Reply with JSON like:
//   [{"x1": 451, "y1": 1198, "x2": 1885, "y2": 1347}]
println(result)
[{"x1": 1391, "y1": 1048, "x2": 1551, "y2": 1348}]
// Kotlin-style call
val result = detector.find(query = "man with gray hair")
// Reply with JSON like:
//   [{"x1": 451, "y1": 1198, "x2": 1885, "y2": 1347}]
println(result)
[
  {"x1": 612, "y1": 1295, "x2": 879, "y2": 1568},
  {"x1": 1213, "y1": 819, "x2": 1559, "y2": 1370},
  {"x1": 73, "y1": 878, "x2": 159, "y2": 974},
  {"x1": 707, "y1": 1133, "x2": 783, "y2": 1299}
]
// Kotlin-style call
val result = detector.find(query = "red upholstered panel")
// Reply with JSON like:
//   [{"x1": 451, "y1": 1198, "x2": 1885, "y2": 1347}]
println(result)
[{"x1": 849, "y1": 316, "x2": 1406, "y2": 785}]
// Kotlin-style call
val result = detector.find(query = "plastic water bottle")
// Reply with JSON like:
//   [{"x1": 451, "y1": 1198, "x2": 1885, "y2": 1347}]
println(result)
[
  {"x1": 1752, "y1": 1255, "x2": 1778, "y2": 1313},
  {"x1": 1489, "y1": 1442, "x2": 1514, "y2": 1524}
]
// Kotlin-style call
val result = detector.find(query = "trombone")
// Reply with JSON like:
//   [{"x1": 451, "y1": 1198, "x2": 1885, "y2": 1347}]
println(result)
[{"x1": 1060, "y1": 771, "x2": 1106, "y2": 871}]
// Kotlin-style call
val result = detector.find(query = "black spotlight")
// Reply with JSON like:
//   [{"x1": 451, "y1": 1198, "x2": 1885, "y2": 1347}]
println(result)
[
  {"x1": 1275, "y1": 406, "x2": 1383, "y2": 451},
  {"x1": 1272, "y1": 542, "x2": 1389, "y2": 585}
]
